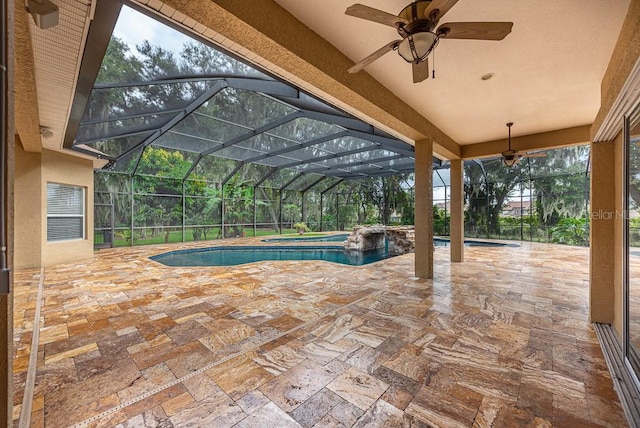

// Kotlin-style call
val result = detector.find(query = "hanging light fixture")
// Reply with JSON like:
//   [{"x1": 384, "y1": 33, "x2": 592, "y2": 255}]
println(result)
[
  {"x1": 397, "y1": 31, "x2": 438, "y2": 62},
  {"x1": 501, "y1": 122, "x2": 520, "y2": 167},
  {"x1": 502, "y1": 155, "x2": 518, "y2": 167}
]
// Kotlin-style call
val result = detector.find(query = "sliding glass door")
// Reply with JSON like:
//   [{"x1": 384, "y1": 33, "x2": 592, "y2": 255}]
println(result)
[{"x1": 625, "y1": 102, "x2": 640, "y2": 381}]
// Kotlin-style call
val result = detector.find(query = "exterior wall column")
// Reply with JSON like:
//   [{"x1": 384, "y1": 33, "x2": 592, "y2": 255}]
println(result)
[
  {"x1": 415, "y1": 139, "x2": 433, "y2": 278},
  {"x1": 450, "y1": 159, "x2": 464, "y2": 262},
  {"x1": 15, "y1": 139, "x2": 41, "y2": 268},
  {"x1": 2, "y1": 0, "x2": 15, "y2": 423},
  {"x1": 590, "y1": 140, "x2": 616, "y2": 323}
]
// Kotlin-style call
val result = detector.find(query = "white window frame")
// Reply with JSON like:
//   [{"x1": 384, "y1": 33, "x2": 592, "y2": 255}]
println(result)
[{"x1": 46, "y1": 183, "x2": 86, "y2": 242}]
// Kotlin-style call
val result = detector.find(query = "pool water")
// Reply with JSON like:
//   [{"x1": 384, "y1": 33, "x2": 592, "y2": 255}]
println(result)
[
  {"x1": 262, "y1": 234, "x2": 350, "y2": 243},
  {"x1": 151, "y1": 245, "x2": 392, "y2": 267},
  {"x1": 151, "y1": 238, "x2": 517, "y2": 267}
]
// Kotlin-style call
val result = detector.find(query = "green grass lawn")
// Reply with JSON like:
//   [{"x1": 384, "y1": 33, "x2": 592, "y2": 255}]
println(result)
[{"x1": 96, "y1": 227, "x2": 314, "y2": 247}]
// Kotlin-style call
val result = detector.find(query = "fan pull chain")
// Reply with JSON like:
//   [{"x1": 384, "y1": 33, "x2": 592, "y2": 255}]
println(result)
[{"x1": 432, "y1": 50, "x2": 436, "y2": 79}]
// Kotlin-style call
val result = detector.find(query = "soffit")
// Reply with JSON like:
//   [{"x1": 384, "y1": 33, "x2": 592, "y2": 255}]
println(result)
[{"x1": 27, "y1": 0, "x2": 92, "y2": 151}]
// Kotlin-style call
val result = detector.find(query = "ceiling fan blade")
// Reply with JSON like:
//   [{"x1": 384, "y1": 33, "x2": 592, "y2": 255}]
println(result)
[
  {"x1": 423, "y1": 0, "x2": 459, "y2": 21},
  {"x1": 345, "y1": 4, "x2": 408, "y2": 28},
  {"x1": 348, "y1": 40, "x2": 401, "y2": 74},
  {"x1": 522, "y1": 152, "x2": 547, "y2": 158},
  {"x1": 412, "y1": 59, "x2": 430, "y2": 83},
  {"x1": 437, "y1": 22, "x2": 513, "y2": 40}
]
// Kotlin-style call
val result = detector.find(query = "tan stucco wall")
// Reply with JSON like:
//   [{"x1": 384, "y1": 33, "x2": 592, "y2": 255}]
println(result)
[
  {"x1": 589, "y1": 131, "x2": 625, "y2": 332},
  {"x1": 3, "y1": 1, "x2": 15, "y2": 424},
  {"x1": 449, "y1": 159, "x2": 464, "y2": 262},
  {"x1": 588, "y1": 0, "x2": 640, "y2": 337},
  {"x1": 590, "y1": 140, "x2": 616, "y2": 324},
  {"x1": 41, "y1": 149, "x2": 94, "y2": 267},
  {"x1": 15, "y1": 138, "x2": 42, "y2": 268},
  {"x1": 592, "y1": 0, "x2": 640, "y2": 141},
  {"x1": 414, "y1": 139, "x2": 433, "y2": 279}
]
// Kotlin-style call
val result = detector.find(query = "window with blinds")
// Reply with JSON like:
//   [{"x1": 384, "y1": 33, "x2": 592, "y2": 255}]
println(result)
[{"x1": 47, "y1": 183, "x2": 85, "y2": 242}]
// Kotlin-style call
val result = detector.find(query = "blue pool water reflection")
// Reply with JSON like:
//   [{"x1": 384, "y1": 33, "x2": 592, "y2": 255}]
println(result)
[
  {"x1": 151, "y1": 245, "x2": 391, "y2": 267},
  {"x1": 151, "y1": 238, "x2": 517, "y2": 267}
]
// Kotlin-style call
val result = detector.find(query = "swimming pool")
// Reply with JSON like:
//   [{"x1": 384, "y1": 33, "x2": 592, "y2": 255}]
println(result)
[
  {"x1": 151, "y1": 245, "x2": 392, "y2": 267},
  {"x1": 151, "y1": 238, "x2": 517, "y2": 267},
  {"x1": 261, "y1": 233, "x2": 350, "y2": 243}
]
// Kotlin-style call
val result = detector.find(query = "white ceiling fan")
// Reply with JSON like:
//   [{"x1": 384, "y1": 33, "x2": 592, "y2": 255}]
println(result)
[{"x1": 345, "y1": 0, "x2": 513, "y2": 83}]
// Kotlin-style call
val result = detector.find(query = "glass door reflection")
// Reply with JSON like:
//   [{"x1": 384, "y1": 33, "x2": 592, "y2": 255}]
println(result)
[{"x1": 626, "y1": 104, "x2": 640, "y2": 378}]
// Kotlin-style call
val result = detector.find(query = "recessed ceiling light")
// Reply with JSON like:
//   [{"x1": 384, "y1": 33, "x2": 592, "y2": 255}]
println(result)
[{"x1": 481, "y1": 73, "x2": 495, "y2": 81}]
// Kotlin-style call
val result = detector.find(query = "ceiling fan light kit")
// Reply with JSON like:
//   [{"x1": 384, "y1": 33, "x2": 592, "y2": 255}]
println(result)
[
  {"x1": 502, "y1": 156, "x2": 518, "y2": 167},
  {"x1": 500, "y1": 122, "x2": 547, "y2": 167},
  {"x1": 345, "y1": 0, "x2": 513, "y2": 83},
  {"x1": 397, "y1": 32, "x2": 438, "y2": 62}
]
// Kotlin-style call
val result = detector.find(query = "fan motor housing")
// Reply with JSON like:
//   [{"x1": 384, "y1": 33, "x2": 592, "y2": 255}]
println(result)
[
  {"x1": 398, "y1": 0, "x2": 432, "y2": 21},
  {"x1": 401, "y1": 20, "x2": 434, "y2": 35}
]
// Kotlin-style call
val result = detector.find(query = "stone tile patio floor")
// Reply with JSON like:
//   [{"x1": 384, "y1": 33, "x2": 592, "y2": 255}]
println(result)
[{"x1": 12, "y1": 236, "x2": 627, "y2": 427}]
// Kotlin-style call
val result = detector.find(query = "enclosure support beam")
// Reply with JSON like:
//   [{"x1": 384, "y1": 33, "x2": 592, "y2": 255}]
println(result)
[
  {"x1": 221, "y1": 185, "x2": 225, "y2": 239},
  {"x1": 320, "y1": 194, "x2": 323, "y2": 232},
  {"x1": 302, "y1": 176, "x2": 326, "y2": 194},
  {"x1": 529, "y1": 179, "x2": 534, "y2": 241},
  {"x1": 220, "y1": 162, "x2": 246, "y2": 239},
  {"x1": 450, "y1": 159, "x2": 464, "y2": 262},
  {"x1": 336, "y1": 194, "x2": 339, "y2": 230},
  {"x1": 414, "y1": 139, "x2": 433, "y2": 278},
  {"x1": 280, "y1": 173, "x2": 305, "y2": 192},
  {"x1": 520, "y1": 182, "x2": 524, "y2": 241},
  {"x1": 253, "y1": 189, "x2": 257, "y2": 238},
  {"x1": 444, "y1": 185, "x2": 448, "y2": 235},
  {"x1": 278, "y1": 191, "x2": 283, "y2": 234},
  {"x1": 526, "y1": 158, "x2": 533, "y2": 241},
  {"x1": 589, "y1": 139, "x2": 616, "y2": 323},
  {"x1": 130, "y1": 176, "x2": 135, "y2": 246},
  {"x1": 254, "y1": 168, "x2": 279, "y2": 188},
  {"x1": 126, "y1": 81, "x2": 228, "y2": 170},
  {"x1": 182, "y1": 182, "x2": 186, "y2": 243},
  {"x1": 110, "y1": 192, "x2": 115, "y2": 248},
  {"x1": 253, "y1": 168, "x2": 279, "y2": 237},
  {"x1": 320, "y1": 180, "x2": 343, "y2": 233}
]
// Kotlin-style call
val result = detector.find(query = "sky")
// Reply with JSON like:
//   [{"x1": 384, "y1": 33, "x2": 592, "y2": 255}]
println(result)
[{"x1": 112, "y1": 6, "x2": 189, "y2": 57}]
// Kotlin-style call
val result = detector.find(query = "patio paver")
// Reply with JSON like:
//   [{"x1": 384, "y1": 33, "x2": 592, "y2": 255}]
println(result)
[{"x1": 12, "y1": 236, "x2": 626, "y2": 427}]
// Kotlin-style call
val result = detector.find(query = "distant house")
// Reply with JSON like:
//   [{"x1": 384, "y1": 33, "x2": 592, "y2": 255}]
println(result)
[
  {"x1": 389, "y1": 210, "x2": 402, "y2": 223},
  {"x1": 502, "y1": 200, "x2": 532, "y2": 217},
  {"x1": 434, "y1": 201, "x2": 451, "y2": 211}
]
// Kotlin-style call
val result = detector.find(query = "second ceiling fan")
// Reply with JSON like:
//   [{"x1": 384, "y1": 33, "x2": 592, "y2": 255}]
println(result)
[{"x1": 346, "y1": 0, "x2": 513, "y2": 83}]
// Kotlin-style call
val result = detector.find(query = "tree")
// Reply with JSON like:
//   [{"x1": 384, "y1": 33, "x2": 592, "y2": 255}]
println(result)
[
  {"x1": 531, "y1": 146, "x2": 589, "y2": 226},
  {"x1": 133, "y1": 147, "x2": 196, "y2": 242},
  {"x1": 464, "y1": 159, "x2": 527, "y2": 237},
  {"x1": 463, "y1": 146, "x2": 590, "y2": 240}
]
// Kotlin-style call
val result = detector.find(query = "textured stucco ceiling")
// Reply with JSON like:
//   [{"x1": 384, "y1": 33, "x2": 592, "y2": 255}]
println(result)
[{"x1": 274, "y1": 0, "x2": 631, "y2": 145}]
